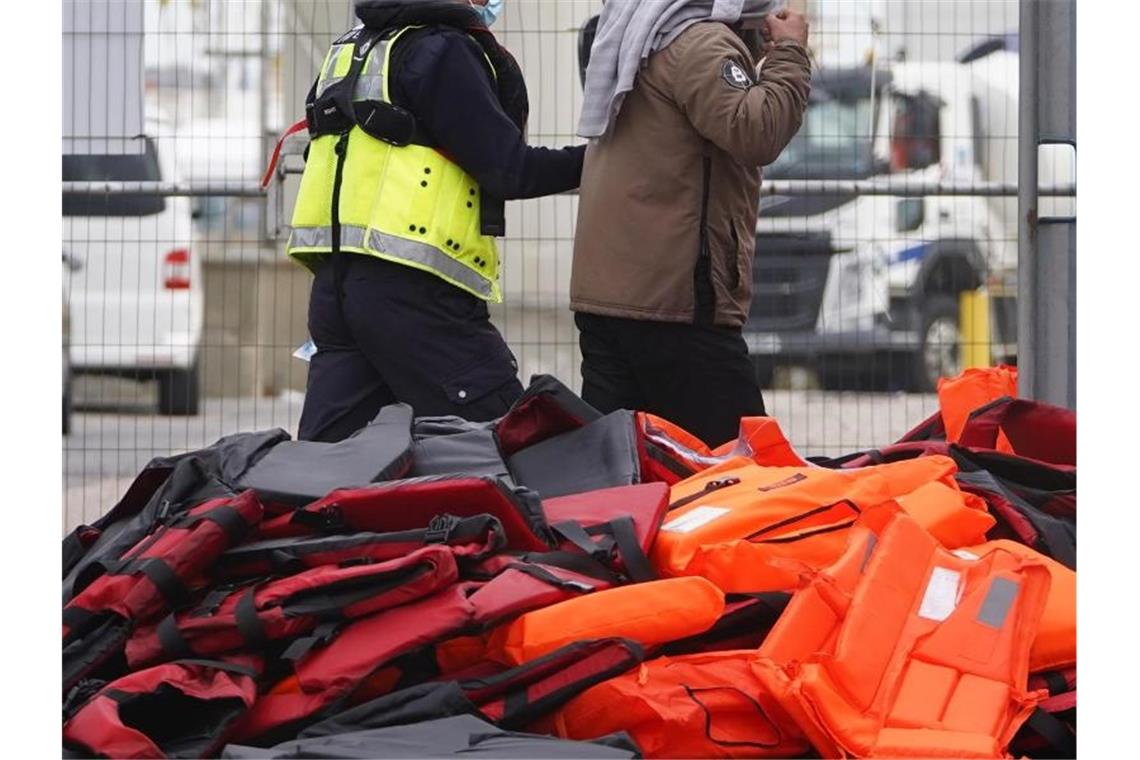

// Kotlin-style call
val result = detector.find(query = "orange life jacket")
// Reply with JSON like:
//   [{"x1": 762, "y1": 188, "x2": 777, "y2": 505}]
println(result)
[
  {"x1": 550, "y1": 650, "x2": 811, "y2": 759},
  {"x1": 754, "y1": 511, "x2": 1050, "y2": 758},
  {"x1": 937, "y1": 365, "x2": 1018, "y2": 451},
  {"x1": 484, "y1": 576, "x2": 725, "y2": 666},
  {"x1": 651, "y1": 456, "x2": 991, "y2": 592},
  {"x1": 637, "y1": 414, "x2": 808, "y2": 484},
  {"x1": 963, "y1": 539, "x2": 1076, "y2": 673}
]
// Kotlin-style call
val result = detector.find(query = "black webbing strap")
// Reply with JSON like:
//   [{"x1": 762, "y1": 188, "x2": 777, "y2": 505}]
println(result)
[
  {"x1": 513, "y1": 550, "x2": 621, "y2": 584},
  {"x1": 1043, "y1": 670, "x2": 1070, "y2": 697},
  {"x1": 1024, "y1": 706, "x2": 1077, "y2": 758},
  {"x1": 173, "y1": 658, "x2": 260, "y2": 679},
  {"x1": 138, "y1": 558, "x2": 192, "y2": 609},
  {"x1": 597, "y1": 516, "x2": 656, "y2": 583},
  {"x1": 234, "y1": 588, "x2": 269, "y2": 651},
  {"x1": 551, "y1": 521, "x2": 610, "y2": 561},
  {"x1": 506, "y1": 562, "x2": 596, "y2": 594},
  {"x1": 157, "y1": 613, "x2": 195, "y2": 660},
  {"x1": 281, "y1": 621, "x2": 340, "y2": 662},
  {"x1": 643, "y1": 442, "x2": 697, "y2": 480},
  {"x1": 62, "y1": 606, "x2": 97, "y2": 631},
  {"x1": 188, "y1": 504, "x2": 250, "y2": 545}
]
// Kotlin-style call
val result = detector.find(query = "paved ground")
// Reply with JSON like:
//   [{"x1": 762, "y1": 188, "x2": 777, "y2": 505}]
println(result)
[{"x1": 63, "y1": 375, "x2": 939, "y2": 533}]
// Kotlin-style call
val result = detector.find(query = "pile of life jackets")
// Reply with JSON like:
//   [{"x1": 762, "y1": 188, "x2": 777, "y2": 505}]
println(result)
[{"x1": 61, "y1": 369, "x2": 1076, "y2": 759}]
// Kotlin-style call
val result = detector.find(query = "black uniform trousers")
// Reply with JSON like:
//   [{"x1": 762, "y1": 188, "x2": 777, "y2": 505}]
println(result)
[
  {"x1": 298, "y1": 255, "x2": 524, "y2": 442},
  {"x1": 575, "y1": 312, "x2": 766, "y2": 448}
]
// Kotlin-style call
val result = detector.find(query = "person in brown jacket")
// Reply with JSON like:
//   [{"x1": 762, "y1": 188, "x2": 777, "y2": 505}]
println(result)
[{"x1": 572, "y1": 0, "x2": 812, "y2": 445}]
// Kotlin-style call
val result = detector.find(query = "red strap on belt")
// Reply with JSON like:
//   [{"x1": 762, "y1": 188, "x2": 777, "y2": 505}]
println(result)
[{"x1": 261, "y1": 118, "x2": 310, "y2": 190}]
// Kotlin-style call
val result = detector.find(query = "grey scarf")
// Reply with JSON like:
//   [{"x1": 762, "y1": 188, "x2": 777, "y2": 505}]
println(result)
[{"x1": 578, "y1": 0, "x2": 784, "y2": 138}]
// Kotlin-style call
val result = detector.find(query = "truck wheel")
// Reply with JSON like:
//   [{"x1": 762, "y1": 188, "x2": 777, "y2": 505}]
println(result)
[
  {"x1": 158, "y1": 364, "x2": 201, "y2": 416},
  {"x1": 910, "y1": 294, "x2": 961, "y2": 392}
]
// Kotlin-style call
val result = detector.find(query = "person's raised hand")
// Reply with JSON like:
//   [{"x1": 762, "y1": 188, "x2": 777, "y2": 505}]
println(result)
[{"x1": 763, "y1": 9, "x2": 809, "y2": 48}]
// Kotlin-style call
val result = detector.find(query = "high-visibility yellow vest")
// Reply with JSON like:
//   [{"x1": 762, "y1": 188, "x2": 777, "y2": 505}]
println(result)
[{"x1": 287, "y1": 25, "x2": 501, "y2": 302}]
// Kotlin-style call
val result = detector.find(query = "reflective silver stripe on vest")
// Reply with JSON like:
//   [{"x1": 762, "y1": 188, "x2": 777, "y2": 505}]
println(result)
[
  {"x1": 367, "y1": 229, "x2": 493, "y2": 298},
  {"x1": 353, "y1": 42, "x2": 388, "y2": 102},
  {"x1": 288, "y1": 225, "x2": 367, "y2": 250},
  {"x1": 287, "y1": 226, "x2": 494, "y2": 299},
  {"x1": 316, "y1": 44, "x2": 352, "y2": 97}
]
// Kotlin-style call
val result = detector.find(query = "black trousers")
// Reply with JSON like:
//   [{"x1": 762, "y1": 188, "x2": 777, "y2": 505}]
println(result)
[
  {"x1": 298, "y1": 255, "x2": 524, "y2": 442},
  {"x1": 575, "y1": 312, "x2": 766, "y2": 448}
]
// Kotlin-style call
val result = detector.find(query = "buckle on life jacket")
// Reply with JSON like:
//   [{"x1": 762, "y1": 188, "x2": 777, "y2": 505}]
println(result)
[{"x1": 425, "y1": 513, "x2": 463, "y2": 544}]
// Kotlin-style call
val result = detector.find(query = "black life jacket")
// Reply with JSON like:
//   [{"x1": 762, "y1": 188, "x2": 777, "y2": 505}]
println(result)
[{"x1": 63, "y1": 492, "x2": 264, "y2": 693}]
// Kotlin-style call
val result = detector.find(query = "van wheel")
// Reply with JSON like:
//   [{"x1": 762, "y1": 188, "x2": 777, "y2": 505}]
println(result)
[
  {"x1": 158, "y1": 365, "x2": 201, "y2": 416},
  {"x1": 910, "y1": 294, "x2": 961, "y2": 392}
]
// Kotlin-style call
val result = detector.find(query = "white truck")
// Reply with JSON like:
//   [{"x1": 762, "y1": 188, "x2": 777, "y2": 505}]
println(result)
[{"x1": 746, "y1": 47, "x2": 1050, "y2": 391}]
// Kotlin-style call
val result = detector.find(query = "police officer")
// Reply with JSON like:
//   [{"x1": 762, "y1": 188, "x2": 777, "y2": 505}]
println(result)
[{"x1": 289, "y1": 0, "x2": 583, "y2": 442}]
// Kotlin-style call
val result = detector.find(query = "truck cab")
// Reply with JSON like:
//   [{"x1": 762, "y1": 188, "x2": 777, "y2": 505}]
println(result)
[{"x1": 747, "y1": 56, "x2": 1020, "y2": 391}]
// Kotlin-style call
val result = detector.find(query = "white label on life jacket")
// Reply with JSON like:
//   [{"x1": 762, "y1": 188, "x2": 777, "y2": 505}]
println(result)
[
  {"x1": 918, "y1": 567, "x2": 962, "y2": 622},
  {"x1": 661, "y1": 506, "x2": 729, "y2": 534},
  {"x1": 952, "y1": 549, "x2": 980, "y2": 561}
]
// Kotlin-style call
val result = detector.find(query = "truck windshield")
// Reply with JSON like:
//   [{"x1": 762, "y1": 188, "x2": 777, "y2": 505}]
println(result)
[
  {"x1": 62, "y1": 137, "x2": 166, "y2": 217},
  {"x1": 766, "y1": 96, "x2": 876, "y2": 180}
]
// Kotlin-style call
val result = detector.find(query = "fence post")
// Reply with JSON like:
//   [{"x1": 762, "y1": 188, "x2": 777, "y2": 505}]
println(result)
[{"x1": 1018, "y1": 0, "x2": 1077, "y2": 409}]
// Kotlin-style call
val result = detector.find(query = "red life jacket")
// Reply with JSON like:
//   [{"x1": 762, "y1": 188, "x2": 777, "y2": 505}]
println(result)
[
  {"x1": 230, "y1": 556, "x2": 614, "y2": 743},
  {"x1": 213, "y1": 513, "x2": 505, "y2": 581},
  {"x1": 298, "y1": 638, "x2": 645, "y2": 739},
  {"x1": 63, "y1": 491, "x2": 264, "y2": 693},
  {"x1": 63, "y1": 656, "x2": 260, "y2": 759},
  {"x1": 542, "y1": 483, "x2": 668, "y2": 582},
  {"x1": 125, "y1": 544, "x2": 460, "y2": 669},
  {"x1": 269, "y1": 476, "x2": 553, "y2": 552},
  {"x1": 898, "y1": 396, "x2": 1075, "y2": 467}
]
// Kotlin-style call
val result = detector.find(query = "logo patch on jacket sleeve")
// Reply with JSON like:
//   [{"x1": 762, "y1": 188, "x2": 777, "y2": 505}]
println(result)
[{"x1": 721, "y1": 60, "x2": 754, "y2": 90}]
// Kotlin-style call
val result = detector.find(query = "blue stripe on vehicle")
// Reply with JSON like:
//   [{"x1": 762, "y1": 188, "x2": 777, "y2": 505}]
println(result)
[{"x1": 893, "y1": 243, "x2": 931, "y2": 264}]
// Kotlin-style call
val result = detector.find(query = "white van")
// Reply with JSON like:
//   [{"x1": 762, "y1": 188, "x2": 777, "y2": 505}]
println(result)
[{"x1": 63, "y1": 134, "x2": 203, "y2": 414}]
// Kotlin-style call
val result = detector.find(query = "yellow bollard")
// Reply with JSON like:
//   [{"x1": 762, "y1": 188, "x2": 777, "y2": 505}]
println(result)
[{"x1": 959, "y1": 288, "x2": 992, "y2": 370}]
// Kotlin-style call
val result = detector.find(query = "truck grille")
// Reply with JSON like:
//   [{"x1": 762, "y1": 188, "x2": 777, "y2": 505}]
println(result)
[{"x1": 746, "y1": 232, "x2": 834, "y2": 332}]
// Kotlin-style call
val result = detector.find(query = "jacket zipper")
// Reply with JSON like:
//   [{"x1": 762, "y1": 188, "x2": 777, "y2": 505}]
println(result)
[
  {"x1": 693, "y1": 154, "x2": 715, "y2": 325},
  {"x1": 667, "y1": 476, "x2": 742, "y2": 512},
  {"x1": 330, "y1": 131, "x2": 351, "y2": 255},
  {"x1": 745, "y1": 499, "x2": 862, "y2": 542}
]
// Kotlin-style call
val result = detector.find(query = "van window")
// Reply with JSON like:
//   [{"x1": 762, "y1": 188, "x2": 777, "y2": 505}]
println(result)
[
  {"x1": 62, "y1": 138, "x2": 166, "y2": 217},
  {"x1": 890, "y1": 91, "x2": 941, "y2": 171}
]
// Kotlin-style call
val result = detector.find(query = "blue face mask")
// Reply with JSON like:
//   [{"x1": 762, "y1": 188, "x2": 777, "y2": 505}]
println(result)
[{"x1": 470, "y1": 0, "x2": 504, "y2": 27}]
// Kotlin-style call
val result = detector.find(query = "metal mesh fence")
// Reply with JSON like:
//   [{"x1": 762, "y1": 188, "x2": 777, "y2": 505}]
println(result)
[{"x1": 64, "y1": 0, "x2": 1060, "y2": 533}]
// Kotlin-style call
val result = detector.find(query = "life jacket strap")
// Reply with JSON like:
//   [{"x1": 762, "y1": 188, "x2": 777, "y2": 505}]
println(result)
[
  {"x1": 1023, "y1": 706, "x2": 1076, "y2": 758},
  {"x1": 157, "y1": 613, "x2": 195, "y2": 660},
  {"x1": 281, "y1": 621, "x2": 341, "y2": 662}
]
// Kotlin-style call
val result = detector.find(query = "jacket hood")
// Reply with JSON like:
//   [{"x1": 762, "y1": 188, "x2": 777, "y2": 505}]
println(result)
[{"x1": 355, "y1": 0, "x2": 482, "y2": 31}]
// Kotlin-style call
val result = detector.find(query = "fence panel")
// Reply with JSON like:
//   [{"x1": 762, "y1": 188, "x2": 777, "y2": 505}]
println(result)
[{"x1": 64, "y1": 0, "x2": 1046, "y2": 533}]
